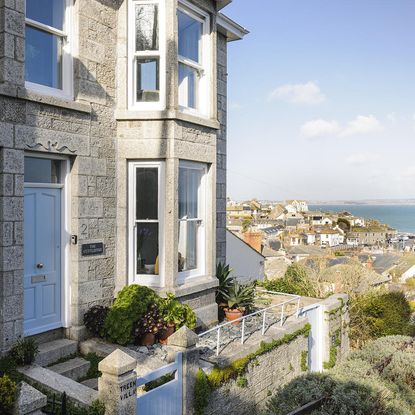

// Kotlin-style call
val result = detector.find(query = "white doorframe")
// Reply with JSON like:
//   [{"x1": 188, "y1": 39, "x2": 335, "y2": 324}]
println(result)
[{"x1": 24, "y1": 152, "x2": 72, "y2": 333}]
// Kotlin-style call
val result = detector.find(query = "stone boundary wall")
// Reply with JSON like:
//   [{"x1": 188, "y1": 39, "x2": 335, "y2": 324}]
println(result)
[{"x1": 203, "y1": 328, "x2": 308, "y2": 415}]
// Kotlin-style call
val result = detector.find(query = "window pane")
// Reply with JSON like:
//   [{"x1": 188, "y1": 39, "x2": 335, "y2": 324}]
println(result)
[
  {"x1": 178, "y1": 10, "x2": 201, "y2": 63},
  {"x1": 136, "y1": 223, "x2": 159, "y2": 275},
  {"x1": 136, "y1": 58, "x2": 159, "y2": 102},
  {"x1": 179, "y1": 165, "x2": 202, "y2": 219},
  {"x1": 136, "y1": 168, "x2": 158, "y2": 220},
  {"x1": 25, "y1": 27, "x2": 62, "y2": 89},
  {"x1": 135, "y1": 4, "x2": 158, "y2": 51},
  {"x1": 24, "y1": 158, "x2": 60, "y2": 183},
  {"x1": 178, "y1": 63, "x2": 198, "y2": 109},
  {"x1": 178, "y1": 220, "x2": 198, "y2": 272},
  {"x1": 26, "y1": 0, "x2": 64, "y2": 30}
]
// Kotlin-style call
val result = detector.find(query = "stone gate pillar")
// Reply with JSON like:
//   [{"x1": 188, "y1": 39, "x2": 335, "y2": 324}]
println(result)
[
  {"x1": 167, "y1": 326, "x2": 200, "y2": 415},
  {"x1": 98, "y1": 349, "x2": 137, "y2": 415}
]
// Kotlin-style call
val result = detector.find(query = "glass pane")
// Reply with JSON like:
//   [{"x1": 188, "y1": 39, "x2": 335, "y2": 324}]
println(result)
[
  {"x1": 25, "y1": 27, "x2": 62, "y2": 89},
  {"x1": 178, "y1": 63, "x2": 198, "y2": 109},
  {"x1": 26, "y1": 0, "x2": 64, "y2": 30},
  {"x1": 178, "y1": 10, "x2": 202, "y2": 63},
  {"x1": 136, "y1": 223, "x2": 159, "y2": 275},
  {"x1": 24, "y1": 158, "x2": 60, "y2": 183},
  {"x1": 136, "y1": 168, "x2": 158, "y2": 220},
  {"x1": 136, "y1": 58, "x2": 159, "y2": 102},
  {"x1": 178, "y1": 220, "x2": 198, "y2": 272},
  {"x1": 135, "y1": 4, "x2": 159, "y2": 51},
  {"x1": 179, "y1": 165, "x2": 202, "y2": 219}
]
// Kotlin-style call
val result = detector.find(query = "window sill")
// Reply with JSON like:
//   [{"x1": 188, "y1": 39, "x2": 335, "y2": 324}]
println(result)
[
  {"x1": 115, "y1": 109, "x2": 220, "y2": 130},
  {"x1": 17, "y1": 87, "x2": 91, "y2": 113}
]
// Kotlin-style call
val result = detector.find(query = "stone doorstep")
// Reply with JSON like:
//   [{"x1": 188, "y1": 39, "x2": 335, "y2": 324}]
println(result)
[
  {"x1": 18, "y1": 365, "x2": 98, "y2": 407},
  {"x1": 80, "y1": 338, "x2": 166, "y2": 374},
  {"x1": 35, "y1": 339, "x2": 78, "y2": 367},
  {"x1": 16, "y1": 381, "x2": 47, "y2": 415},
  {"x1": 48, "y1": 357, "x2": 91, "y2": 381}
]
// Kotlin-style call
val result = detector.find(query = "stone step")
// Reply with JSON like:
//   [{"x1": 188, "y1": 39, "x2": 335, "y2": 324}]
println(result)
[
  {"x1": 81, "y1": 378, "x2": 99, "y2": 390},
  {"x1": 48, "y1": 357, "x2": 91, "y2": 381},
  {"x1": 35, "y1": 339, "x2": 78, "y2": 367},
  {"x1": 18, "y1": 365, "x2": 98, "y2": 407}
]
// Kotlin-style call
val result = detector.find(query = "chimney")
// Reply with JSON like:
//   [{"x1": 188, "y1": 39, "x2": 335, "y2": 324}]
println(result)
[{"x1": 242, "y1": 231, "x2": 263, "y2": 253}]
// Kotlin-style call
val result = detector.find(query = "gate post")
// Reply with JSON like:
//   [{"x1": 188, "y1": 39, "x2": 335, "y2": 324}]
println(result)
[
  {"x1": 98, "y1": 349, "x2": 137, "y2": 415},
  {"x1": 168, "y1": 326, "x2": 200, "y2": 415}
]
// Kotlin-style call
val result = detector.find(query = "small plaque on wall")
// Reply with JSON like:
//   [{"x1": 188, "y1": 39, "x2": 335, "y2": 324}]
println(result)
[{"x1": 81, "y1": 242, "x2": 104, "y2": 256}]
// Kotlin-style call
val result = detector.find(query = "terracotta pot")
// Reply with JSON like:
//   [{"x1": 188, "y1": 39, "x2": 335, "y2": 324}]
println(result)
[
  {"x1": 140, "y1": 332, "x2": 156, "y2": 346},
  {"x1": 224, "y1": 308, "x2": 243, "y2": 325},
  {"x1": 159, "y1": 324, "x2": 175, "y2": 345}
]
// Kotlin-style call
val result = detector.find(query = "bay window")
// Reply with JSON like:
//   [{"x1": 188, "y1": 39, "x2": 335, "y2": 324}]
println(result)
[
  {"x1": 25, "y1": 0, "x2": 72, "y2": 98},
  {"x1": 128, "y1": 161, "x2": 164, "y2": 286},
  {"x1": 178, "y1": 2, "x2": 210, "y2": 117},
  {"x1": 178, "y1": 161, "x2": 207, "y2": 280},
  {"x1": 129, "y1": 0, "x2": 165, "y2": 109}
]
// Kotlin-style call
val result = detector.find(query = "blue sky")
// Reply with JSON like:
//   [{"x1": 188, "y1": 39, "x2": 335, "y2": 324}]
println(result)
[{"x1": 224, "y1": 0, "x2": 415, "y2": 201}]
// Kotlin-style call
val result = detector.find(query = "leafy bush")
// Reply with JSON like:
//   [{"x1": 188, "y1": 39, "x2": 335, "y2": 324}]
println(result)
[
  {"x1": 0, "y1": 375, "x2": 16, "y2": 415},
  {"x1": 194, "y1": 369, "x2": 211, "y2": 415},
  {"x1": 222, "y1": 280, "x2": 255, "y2": 311},
  {"x1": 104, "y1": 285, "x2": 158, "y2": 345},
  {"x1": 216, "y1": 262, "x2": 234, "y2": 304},
  {"x1": 83, "y1": 306, "x2": 109, "y2": 337},
  {"x1": 158, "y1": 293, "x2": 197, "y2": 330},
  {"x1": 263, "y1": 264, "x2": 317, "y2": 297},
  {"x1": 9, "y1": 338, "x2": 38, "y2": 365},
  {"x1": 350, "y1": 290, "x2": 415, "y2": 345}
]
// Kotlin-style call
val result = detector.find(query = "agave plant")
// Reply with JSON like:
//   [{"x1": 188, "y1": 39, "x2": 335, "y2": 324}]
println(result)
[
  {"x1": 216, "y1": 262, "x2": 234, "y2": 304},
  {"x1": 222, "y1": 280, "x2": 255, "y2": 312}
]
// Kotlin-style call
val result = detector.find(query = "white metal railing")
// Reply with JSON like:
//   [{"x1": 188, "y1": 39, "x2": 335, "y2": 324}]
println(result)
[{"x1": 198, "y1": 289, "x2": 301, "y2": 356}]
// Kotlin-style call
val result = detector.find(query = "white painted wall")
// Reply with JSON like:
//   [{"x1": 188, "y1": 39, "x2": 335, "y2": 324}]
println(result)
[
  {"x1": 400, "y1": 264, "x2": 415, "y2": 282},
  {"x1": 226, "y1": 230, "x2": 265, "y2": 283}
]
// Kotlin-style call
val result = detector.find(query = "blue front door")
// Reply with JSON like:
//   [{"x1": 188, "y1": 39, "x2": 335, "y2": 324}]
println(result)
[{"x1": 24, "y1": 187, "x2": 62, "y2": 336}]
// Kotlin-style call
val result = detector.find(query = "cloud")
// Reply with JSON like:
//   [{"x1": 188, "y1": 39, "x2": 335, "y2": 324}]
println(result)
[
  {"x1": 301, "y1": 115, "x2": 383, "y2": 139},
  {"x1": 387, "y1": 112, "x2": 397, "y2": 122},
  {"x1": 345, "y1": 153, "x2": 381, "y2": 165},
  {"x1": 300, "y1": 119, "x2": 340, "y2": 138},
  {"x1": 340, "y1": 115, "x2": 383, "y2": 136},
  {"x1": 268, "y1": 81, "x2": 326, "y2": 105}
]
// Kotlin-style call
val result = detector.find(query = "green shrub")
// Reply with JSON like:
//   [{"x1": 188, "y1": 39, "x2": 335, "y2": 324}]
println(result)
[
  {"x1": 263, "y1": 264, "x2": 317, "y2": 297},
  {"x1": 9, "y1": 338, "x2": 38, "y2": 365},
  {"x1": 83, "y1": 306, "x2": 109, "y2": 337},
  {"x1": 194, "y1": 369, "x2": 211, "y2": 415},
  {"x1": 104, "y1": 285, "x2": 158, "y2": 345},
  {"x1": 158, "y1": 294, "x2": 197, "y2": 330},
  {"x1": 0, "y1": 375, "x2": 16, "y2": 415},
  {"x1": 350, "y1": 291, "x2": 415, "y2": 345}
]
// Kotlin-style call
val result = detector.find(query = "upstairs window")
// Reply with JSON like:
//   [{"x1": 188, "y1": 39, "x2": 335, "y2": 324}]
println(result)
[
  {"x1": 25, "y1": 0, "x2": 72, "y2": 98},
  {"x1": 129, "y1": 0, "x2": 165, "y2": 109},
  {"x1": 178, "y1": 2, "x2": 210, "y2": 117}
]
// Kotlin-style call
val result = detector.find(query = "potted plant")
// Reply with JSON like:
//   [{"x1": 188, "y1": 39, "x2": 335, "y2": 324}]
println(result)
[
  {"x1": 216, "y1": 263, "x2": 234, "y2": 321},
  {"x1": 222, "y1": 281, "x2": 255, "y2": 324},
  {"x1": 134, "y1": 303, "x2": 164, "y2": 346}
]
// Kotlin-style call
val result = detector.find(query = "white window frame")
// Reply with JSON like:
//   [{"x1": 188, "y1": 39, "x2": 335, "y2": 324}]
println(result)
[
  {"x1": 177, "y1": 0, "x2": 211, "y2": 118},
  {"x1": 128, "y1": 0, "x2": 166, "y2": 111},
  {"x1": 128, "y1": 161, "x2": 165, "y2": 287},
  {"x1": 24, "y1": 0, "x2": 73, "y2": 100},
  {"x1": 178, "y1": 160, "x2": 207, "y2": 282}
]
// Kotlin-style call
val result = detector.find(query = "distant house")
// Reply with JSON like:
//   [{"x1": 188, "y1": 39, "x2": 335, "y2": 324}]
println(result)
[
  {"x1": 317, "y1": 228, "x2": 344, "y2": 247},
  {"x1": 262, "y1": 246, "x2": 291, "y2": 279},
  {"x1": 310, "y1": 215, "x2": 333, "y2": 226},
  {"x1": 226, "y1": 230, "x2": 265, "y2": 283},
  {"x1": 269, "y1": 204, "x2": 286, "y2": 220},
  {"x1": 286, "y1": 200, "x2": 309, "y2": 213},
  {"x1": 347, "y1": 229, "x2": 388, "y2": 246},
  {"x1": 303, "y1": 230, "x2": 316, "y2": 245}
]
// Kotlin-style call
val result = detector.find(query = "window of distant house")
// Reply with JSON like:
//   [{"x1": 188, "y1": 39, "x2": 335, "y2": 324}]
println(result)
[
  {"x1": 178, "y1": 161, "x2": 207, "y2": 281},
  {"x1": 25, "y1": 0, "x2": 72, "y2": 99},
  {"x1": 129, "y1": 0, "x2": 165, "y2": 109},
  {"x1": 178, "y1": 2, "x2": 210, "y2": 117},
  {"x1": 128, "y1": 161, "x2": 165, "y2": 286}
]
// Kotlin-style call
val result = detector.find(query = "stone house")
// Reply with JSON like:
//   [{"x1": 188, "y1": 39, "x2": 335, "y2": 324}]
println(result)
[{"x1": 0, "y1": 0, "x2": 247, "y2": 353}]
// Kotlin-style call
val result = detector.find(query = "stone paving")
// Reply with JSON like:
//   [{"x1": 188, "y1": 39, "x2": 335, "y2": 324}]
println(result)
[{"x1": 127, "y1": 343, "x2": 169, "y2": 361}]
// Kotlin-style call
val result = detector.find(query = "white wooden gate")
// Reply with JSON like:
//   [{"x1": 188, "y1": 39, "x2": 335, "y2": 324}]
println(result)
[{"x1": 136, "y1": 352, "x2": 182, "y2": 415}]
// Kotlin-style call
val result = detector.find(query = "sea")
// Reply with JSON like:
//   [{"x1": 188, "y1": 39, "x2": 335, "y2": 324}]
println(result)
[{"x1": 309, "y1": 205, "x2": 415, "y2": 234}]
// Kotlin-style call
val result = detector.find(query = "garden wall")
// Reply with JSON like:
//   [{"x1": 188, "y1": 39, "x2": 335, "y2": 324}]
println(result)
[{"x1": 202, "y1": 321, "x2": 309, "y2": 415}]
